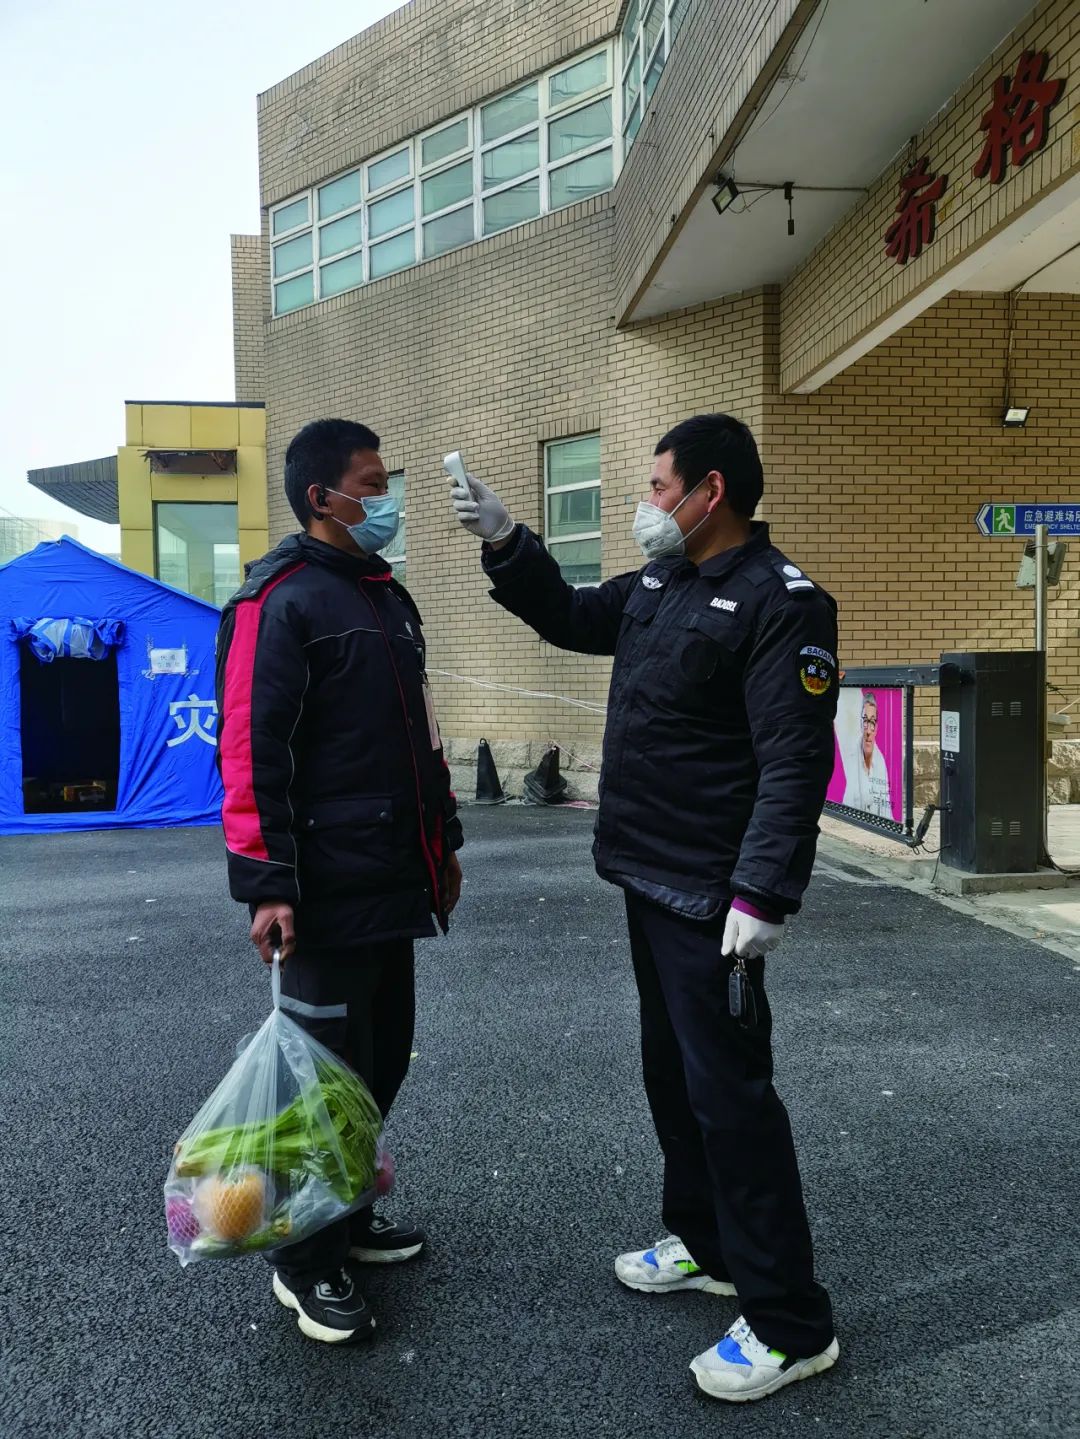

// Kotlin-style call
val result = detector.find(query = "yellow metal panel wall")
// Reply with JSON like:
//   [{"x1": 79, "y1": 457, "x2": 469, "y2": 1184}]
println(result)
[
  {"x1": 149, "y1": 476, "x2": 238, "y2": 504},
  {"x1": 117, "y1": 448, "x2": 152, "y2": 530},
  {"x1": 117, "y1": 403, "x2": 268, "y2": 593},
  {"x1": 190, "y1": 406, "x2": 241, "y2": 449},
  {"x1": 239, "y1": 528, "x2": 267, "y2": 567},
  {"x1": 237, "y1": 446, "x2": 269, "y2": 530},
  {"x1": 238, "y1": 405, "x2": 267, "y2": 447},
  {"x1": 121, "y1": 529, "x2": 154, "y2": 577},
  {"x1": 141, "y1": 405, "x2": 192, "y2": 449}
]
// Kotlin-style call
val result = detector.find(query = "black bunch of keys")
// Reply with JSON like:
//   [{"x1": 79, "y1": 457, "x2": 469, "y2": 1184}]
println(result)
[{"x1": 728, "y1": 955, "x2": 757, "y2": 1029}]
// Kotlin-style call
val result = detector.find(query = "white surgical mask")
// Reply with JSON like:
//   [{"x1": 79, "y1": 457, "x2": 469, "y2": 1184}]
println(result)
[{"x1": 632, "y1": 478, "x2": 710, "y2": 560}]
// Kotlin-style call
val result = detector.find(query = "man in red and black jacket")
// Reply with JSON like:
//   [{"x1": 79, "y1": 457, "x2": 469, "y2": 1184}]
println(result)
[{"x1": 216, "y1": 418, "x2": 462, "y2": 1345}]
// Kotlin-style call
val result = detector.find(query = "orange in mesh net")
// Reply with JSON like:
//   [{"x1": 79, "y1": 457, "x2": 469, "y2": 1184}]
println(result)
[{"x1": 196, "y1": 1171, "x2": 266, "y2": 1241}]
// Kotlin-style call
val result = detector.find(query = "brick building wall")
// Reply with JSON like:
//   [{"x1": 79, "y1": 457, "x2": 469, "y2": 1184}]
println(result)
[
  {"x1": 230, "y1": 235, "x2": 266, "y2": 403},
  {"x1": 261, "y1": 196, "x2": 617, "y2": 752},
  {"x1": 256, "y1": 263, "x2": 1080, "y2": 746},
  {"x1": 611, "y1": 0, "x2": 809, "y2": 320},
  {"x1": 257, "y1": 0, "x2": 614, "y2": 207},
  {"x1": 602, "y1": 289, "x2": 775, "y2": 581},
  {"x1": 234, "y1": 0, "x2": 1080, "y2": 796},
  {"x1": 779, "y1": 0, "x2": 1080, "y2": 393},
  {"x1": 762, "y1": 290, "x2": 1080, "y2": 720},
  {"x1": 603, "y1": 286, "x2": 1080, "y2": 731}
]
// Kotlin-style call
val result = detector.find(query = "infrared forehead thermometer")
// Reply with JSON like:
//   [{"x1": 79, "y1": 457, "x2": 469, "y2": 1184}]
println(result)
[{"x1": 443, "y1": 451, "x2": 472, "y2": 498}]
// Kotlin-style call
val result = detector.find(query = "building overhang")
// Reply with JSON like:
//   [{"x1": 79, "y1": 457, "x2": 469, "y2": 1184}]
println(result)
[
  {"x1": 790, "y1": 172, "x2": 1080, "y2": 392},
  {"x1": 145, "y1": 450, "x2": 237, "y2": 475},
  {"x1": 27, "y1": 456, "x2": 119, "y2": 524},
  {"x1": 627, "y1": 0, "x2": 1037, "y2": 323}
]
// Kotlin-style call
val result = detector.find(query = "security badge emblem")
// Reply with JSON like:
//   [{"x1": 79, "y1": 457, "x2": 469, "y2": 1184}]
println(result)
[{"x1": 798, "y1": 645, "x2": 836, "y2": 696}]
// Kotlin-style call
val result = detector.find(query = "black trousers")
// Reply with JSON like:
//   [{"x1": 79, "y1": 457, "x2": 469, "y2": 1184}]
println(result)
[
  {"x1": 624, "y1": 893, "x2": 834, "y2": 1356},
  {"x1": 268, "y1": 937, "x2": 415, "y2": 1288}
]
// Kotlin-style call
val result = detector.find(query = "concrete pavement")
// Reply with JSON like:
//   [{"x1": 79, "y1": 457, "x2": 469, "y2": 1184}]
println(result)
[
  {"x1": 819, "y1": 807, "x2": 1080, "y2": 963},
  {"x1": 1, "y1": 807, "x2": 1078, "y2": 1438}
]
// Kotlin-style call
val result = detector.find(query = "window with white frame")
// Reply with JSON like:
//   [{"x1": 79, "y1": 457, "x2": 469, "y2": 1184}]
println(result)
[
  {"x1": 619, "y1": 0, "x2": 692, "y2": 152},
  {"x1": 545, "y1": 434, "x2": 601, "y2": 585},
  {"x1": 384, "y1": 471, "x2": 406, "y2": 582},
  {"x1": 269, "y1": 45, "x2": 616, "y2": 317}
]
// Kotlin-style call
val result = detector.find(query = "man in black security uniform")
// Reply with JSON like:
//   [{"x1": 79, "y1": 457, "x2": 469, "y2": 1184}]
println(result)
[
  {"x1": 450, "y1": 413, "x2": 839, "y2": 1403},
  {"x1": 217, "y1": 419, "x2": 463, "y2": 1345}
]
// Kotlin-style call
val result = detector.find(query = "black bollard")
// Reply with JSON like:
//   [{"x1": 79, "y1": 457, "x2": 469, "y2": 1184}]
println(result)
[
  {"x1": 523, "y1": 744, "x2": 568, "y2": 805},
  {"x1": 474, "y1": 738, "x2": 507, "y2": 805}
]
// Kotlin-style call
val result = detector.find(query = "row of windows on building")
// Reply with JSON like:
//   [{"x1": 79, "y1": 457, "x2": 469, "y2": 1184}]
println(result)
[
  {"x1": 619, "y1": 0, "x2": 691, "y2": 148},
  {"x1": 270, "y1": 0, "x2": 691, "y2": 317},
  {"x1": 153, "y1": 439, "x2": 599, "y2": 607}
]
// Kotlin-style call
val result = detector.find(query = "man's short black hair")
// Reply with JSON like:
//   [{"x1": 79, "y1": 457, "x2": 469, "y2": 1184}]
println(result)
[
  {"x1": 284, "y1": 418, "x2": 381, "y2": 527},
  {"x1": 655, "y1": 413, "x2": 763, "y2": 519}
]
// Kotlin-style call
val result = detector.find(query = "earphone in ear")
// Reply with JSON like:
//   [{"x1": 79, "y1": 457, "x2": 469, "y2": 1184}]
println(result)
[{"x1": 310, "y1": 484, "x2": 329, "y2": 519}]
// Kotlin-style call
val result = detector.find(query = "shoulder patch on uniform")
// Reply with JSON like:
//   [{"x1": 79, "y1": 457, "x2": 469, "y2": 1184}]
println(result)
[
  {"x1": 797, "y1": 645, "x2": 836, "y2": 696},
  {"x1": 642, "y1": 574, "x2": 664, "y2": 590},
  {"x1": 774, "y1": 561, "x2": 815, "y2": 593}
]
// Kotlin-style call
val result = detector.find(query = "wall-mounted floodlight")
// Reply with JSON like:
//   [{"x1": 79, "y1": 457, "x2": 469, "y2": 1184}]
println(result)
[
  {"x1": 710, "y1": 176, "x2": 867, "y2": 234},
  {"x1": 1002, "y1": 406, "x2": 1031, "y2": 428},
  {"x1": 712, "y1": 176, "x2": 740, "y2": 215}
]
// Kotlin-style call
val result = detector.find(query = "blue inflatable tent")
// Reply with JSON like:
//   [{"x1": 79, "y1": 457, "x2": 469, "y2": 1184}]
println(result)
[{"x1": 0, "y1": 538, "x2": 223, "y2": 834}]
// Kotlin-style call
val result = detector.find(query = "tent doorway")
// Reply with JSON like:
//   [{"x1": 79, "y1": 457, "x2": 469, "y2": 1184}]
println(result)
[{"x1": 19, "y1": 647, "x2": 121, "y2": 814}]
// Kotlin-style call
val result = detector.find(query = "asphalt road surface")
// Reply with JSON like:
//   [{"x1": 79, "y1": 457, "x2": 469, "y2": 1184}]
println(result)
[{"x1": 2, "y1": 807, "x2": 1078, "y2": 1439}]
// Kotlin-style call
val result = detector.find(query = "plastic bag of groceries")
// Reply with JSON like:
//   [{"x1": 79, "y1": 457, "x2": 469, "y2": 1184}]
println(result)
[{"x1": 165, "y1": 956, "x2": 392, "y2": 1265}]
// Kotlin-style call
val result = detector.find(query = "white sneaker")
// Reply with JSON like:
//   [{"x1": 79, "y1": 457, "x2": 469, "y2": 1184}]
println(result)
[
  {"x1": 614, "y1": 1234, "x2": 736, "y2": 1296},
  {"x1": 690, "y1": 1315, "x2": 839, "y2": 1402}
]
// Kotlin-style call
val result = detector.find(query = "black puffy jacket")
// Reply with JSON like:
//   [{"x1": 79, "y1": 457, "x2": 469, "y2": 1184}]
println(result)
[
  {"x1": 483, "y1": 523, "x2": 838, "y2": 918},
  {"x1": 215, "y1": 533, "x2": 462, "y2": 946}
]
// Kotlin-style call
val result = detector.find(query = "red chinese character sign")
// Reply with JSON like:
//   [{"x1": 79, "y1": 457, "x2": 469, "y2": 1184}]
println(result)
[
  {"x1": 884, "y1": 157, "x2": 947, "y2": 266},
  {"x1": 973, "y1": 50, "x2": 1064, "y2": 184}
]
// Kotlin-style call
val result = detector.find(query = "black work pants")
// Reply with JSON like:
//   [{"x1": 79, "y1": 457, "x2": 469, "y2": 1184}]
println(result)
[
  {"x1": 267, "y1": 937, "x2": 415, "y2": 1288},
  {"x1": 624, "y1": 893, "x2": 834, "y2": 1356}
]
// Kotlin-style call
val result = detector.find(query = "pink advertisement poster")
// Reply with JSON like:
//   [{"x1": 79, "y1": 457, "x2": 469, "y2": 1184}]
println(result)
[{"x1": 826, "y1": 686, "x2": 905, "y2": 825}]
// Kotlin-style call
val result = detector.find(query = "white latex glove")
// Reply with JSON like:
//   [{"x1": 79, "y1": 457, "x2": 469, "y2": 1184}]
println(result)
[
  {"x1": 450, "y1": 472, "x2": 515, "y2": 543},
  {"x1": 722, "y1": 908, "x2": 784, "y2": 960}
]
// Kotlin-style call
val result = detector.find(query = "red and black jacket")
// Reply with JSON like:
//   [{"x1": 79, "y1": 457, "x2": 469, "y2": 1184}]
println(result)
[{"x1": 215, "y1": 533, "x2": 463, "y2": 947}]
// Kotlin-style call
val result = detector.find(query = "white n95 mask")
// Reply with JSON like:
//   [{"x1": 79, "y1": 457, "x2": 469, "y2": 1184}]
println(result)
[{"x1": 632, "y1": 478, "x2": 709, "y2": 560}]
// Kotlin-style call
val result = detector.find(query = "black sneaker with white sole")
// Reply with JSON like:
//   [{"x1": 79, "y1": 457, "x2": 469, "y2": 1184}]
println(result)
[
  {"x1": 349, "y1": 1212, "x2": 426, "y2": 1264},
  {"x1": 272, "y1": 1263, "x2": 376, "y2": 1344}
]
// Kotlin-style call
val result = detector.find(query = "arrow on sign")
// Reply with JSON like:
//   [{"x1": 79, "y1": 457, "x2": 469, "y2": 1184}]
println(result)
[{"x1": 975, "y1": 504, "x2": 991, "y2": 536}]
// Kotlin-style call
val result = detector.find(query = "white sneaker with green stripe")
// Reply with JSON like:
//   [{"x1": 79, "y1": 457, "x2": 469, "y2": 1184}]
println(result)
[
  {"x1": 614, "y1": 1235, "x2": 736, "y2": 1296},
  {"x1": 690, "y1": 1315, "x2": 840, "y2": 1402}
]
